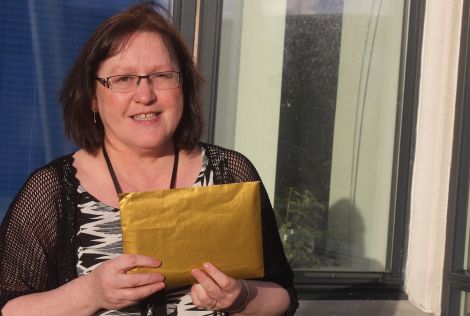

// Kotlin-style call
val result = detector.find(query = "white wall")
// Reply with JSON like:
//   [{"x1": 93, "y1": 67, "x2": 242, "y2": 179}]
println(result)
[{"x1": 405, "y1": 0, "x2": 462, "y2": 313}]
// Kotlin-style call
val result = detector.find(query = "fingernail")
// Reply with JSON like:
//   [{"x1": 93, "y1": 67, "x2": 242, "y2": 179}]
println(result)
[
  {"x1": 204, "y1": 262, "x2": 212, "y2": 270},
  {"x1": 191, "y1": 268, "x2": 202, "y2": 276}
]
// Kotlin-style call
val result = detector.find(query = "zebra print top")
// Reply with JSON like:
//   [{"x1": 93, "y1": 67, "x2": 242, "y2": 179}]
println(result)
[
  {"x1": 76, "y1": 148, "x2": 221, "y2": 316},
  {"x1": 0, "y1": 143, "x2": 298, "y2": 315}
]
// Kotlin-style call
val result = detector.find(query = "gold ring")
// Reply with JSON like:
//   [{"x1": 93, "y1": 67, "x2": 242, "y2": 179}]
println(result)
[{"x1": 206, "y1": 300, "x2": 217, "y2": 309}]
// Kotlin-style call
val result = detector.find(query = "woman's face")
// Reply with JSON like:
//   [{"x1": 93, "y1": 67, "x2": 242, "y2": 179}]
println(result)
[{"x1": 94, "y1": 32, "x2": 183, "y2": 153}]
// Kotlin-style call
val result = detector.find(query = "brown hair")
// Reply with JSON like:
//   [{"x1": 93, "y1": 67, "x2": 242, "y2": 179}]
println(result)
[{"x1": 60, "y1": 3, "x2": 204, "y2": 154}]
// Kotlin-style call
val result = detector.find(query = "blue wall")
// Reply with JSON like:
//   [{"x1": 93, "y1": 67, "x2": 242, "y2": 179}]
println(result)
[{"x1": 0, "y1": 0, "x2": 169, "y2": 218}]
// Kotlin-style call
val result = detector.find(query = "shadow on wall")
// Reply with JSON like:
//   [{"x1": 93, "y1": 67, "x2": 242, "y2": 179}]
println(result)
[
  {"x1": 275, "y1": 192, "x2": 384, "y2": 271},
  {"x1": 324, "y1": 198, "x2": 384, "y2": 271},
  {"x1": 292, "y1": 199, "x2": 418, "y2": 315}
]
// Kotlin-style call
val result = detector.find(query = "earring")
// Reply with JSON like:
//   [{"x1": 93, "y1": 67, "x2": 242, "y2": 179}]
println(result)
[{"x1": 93, "y1": 111, "x2": 97, "y2": 123}]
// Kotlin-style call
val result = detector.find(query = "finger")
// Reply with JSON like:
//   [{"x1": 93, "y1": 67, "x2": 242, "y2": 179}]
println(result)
[
  {"x1": 191, "y1": 268, "x2": 223, "y2": 299},
  {"x1": 191, "y1": 283, "x2": 212, "y2": 302},
  {"x1": 117, "y1": 272, "x2": 165, "y2": 288},
  {"x1": 191, "y1": 284, "x2": 218, "y2": 310},
  {"x1": 191, "y1": 269, "x2": 221, "y2": 298},
  {"x1": 117, "y1": 281, "x2": 165, "y2": 302},
  {"x1": 191, "y1": 268, "x2": 212, "y2": 285},
  {"x1": 190, "y1": 285, "x2": 202, "y2": 307},
  {"x1": 113, "y1": 254, "x2": 161, "y2": 273},
  {"x1": 202, "y1": 262, "x2": 238, "y2": 292}
]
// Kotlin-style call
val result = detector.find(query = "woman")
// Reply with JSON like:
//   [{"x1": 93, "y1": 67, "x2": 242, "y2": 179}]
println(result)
[{"x1": 0, "y1": 3, "x2": 298, "y2": 315}]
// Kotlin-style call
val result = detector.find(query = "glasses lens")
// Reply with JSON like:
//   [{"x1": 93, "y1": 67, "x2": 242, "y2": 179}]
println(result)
[
  {"x1": 151, "y1": 72, "x2": 180, "y2": 90},
  {"x1": 105, "y1": 72, "x2": 181, "y2": 92},
  {"x1": 110, "y1": 75, "x2": 138, "y2": 92}
]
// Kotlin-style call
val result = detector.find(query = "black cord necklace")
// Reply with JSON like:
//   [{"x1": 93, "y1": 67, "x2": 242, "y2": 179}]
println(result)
[{"x1": 102, "y1": 143, "x2": 179, "y2": 195}]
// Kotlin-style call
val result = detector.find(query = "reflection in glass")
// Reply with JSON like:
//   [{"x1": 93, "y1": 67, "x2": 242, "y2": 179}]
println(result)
[
  {"x1": 276, "y1": 0, "x2": 405, "y2": 271},
  {"x1": 215, "y1": 0, "x2": 405, "y2": 272},
  {"x1": 274, "y1": 0, "x2": 342, "y2": 270}
]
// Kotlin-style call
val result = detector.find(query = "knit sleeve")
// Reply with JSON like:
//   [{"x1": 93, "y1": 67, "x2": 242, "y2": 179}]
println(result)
[
  {"x1": 0, "y1": 166, "x2": 61, "y2": 309},
  {"x1": 204, "y1": 144, "x2": 299, "y2": 316}
]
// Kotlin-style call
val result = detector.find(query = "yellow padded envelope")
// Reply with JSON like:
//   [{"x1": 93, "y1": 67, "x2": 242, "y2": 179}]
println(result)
[{"x1": 119, "y1": 181, "x2": 264, "y2": 287}]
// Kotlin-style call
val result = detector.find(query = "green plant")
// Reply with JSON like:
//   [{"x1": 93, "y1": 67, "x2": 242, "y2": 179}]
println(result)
[{"x1": 274, "y1": 187, "x2": 327, "y2": 268}]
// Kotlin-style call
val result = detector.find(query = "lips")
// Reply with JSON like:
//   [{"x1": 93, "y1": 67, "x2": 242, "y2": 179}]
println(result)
[{"x1": 132, "y1": 112, "x2": 160, "y2": 121}]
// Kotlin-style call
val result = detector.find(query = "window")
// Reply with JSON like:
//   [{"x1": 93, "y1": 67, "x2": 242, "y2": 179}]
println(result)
[
  {"x1": 203, "y1": 0, "x2": 422, "y2": 297},
  {"x1": 0, "y1": 0, "x2": 171, "y2": 219}
]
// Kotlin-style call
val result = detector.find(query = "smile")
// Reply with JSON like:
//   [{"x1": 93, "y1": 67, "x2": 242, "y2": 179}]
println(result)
[{"x1": 132, "y1": 112, "x2": 160, "y2": 121}]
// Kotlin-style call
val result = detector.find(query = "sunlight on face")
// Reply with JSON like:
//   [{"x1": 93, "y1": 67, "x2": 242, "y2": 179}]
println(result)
[{"x1": 94, "y1": 32, "x2": 184, "y2": 153}]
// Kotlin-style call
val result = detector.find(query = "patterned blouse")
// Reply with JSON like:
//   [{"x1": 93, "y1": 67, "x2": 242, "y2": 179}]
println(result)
[
  {"x1": 76, "y1": 148, "x2": 222, "y2": 316},
  {"x1": 0, "y1": 143, "x2": 298, "y2": 315}
]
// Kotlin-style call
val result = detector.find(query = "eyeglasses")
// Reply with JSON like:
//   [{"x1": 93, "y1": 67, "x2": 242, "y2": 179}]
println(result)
[{"x1": 96, "y1": 71, "x2": 182, "y2": 93}]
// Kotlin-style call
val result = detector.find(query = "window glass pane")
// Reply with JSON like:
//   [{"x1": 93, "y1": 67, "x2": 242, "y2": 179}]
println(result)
[
  {"x1": 0, "y1": 0, "x2": 171, "y2": 219},
  {"x1": 215, "y1": 0, "x2": 405, "y2": 271},
  {"x1": 460, "y1": 291, "x2": 470, "y2": 316}
]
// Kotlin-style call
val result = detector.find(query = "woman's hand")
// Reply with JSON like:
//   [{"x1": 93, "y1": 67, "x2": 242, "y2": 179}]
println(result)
[
  {"x1": 85, "y1": 254, "x2": 165, "y2": 311},
  {"x1": 1, "y1": 254, "x2": 165, "y2": 316},
  {"x1": 190, "y1": 263, "x2": 249, "y2": 312}
]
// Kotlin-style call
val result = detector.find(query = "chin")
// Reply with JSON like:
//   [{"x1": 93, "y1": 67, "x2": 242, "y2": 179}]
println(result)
[{"x1": 134, "y1": 138, "x2": 173, "y2": 150}]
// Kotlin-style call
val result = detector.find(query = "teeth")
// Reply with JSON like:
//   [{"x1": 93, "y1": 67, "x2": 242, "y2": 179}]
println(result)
[{"x1": 133, "y1": 113, "x2": 158, "y2": 120}]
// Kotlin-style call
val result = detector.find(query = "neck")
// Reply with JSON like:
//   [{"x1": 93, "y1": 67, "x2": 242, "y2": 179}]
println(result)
[
  {"x1": 102, "y1": 139, "x2": 178, "y2": 193},
  {"x1": 104, "y1": 137, "x2": 175, "y2": 160}
]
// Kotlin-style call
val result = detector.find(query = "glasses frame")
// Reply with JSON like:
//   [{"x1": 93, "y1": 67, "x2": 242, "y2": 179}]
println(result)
[{"x1": 95, "y1": 71, "x2": 182, "y2": 93}]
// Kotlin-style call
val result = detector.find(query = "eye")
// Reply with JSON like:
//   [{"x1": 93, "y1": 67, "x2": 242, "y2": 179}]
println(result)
[
  {"x1": 155, "y1": 72, "x2": 173, "y2": 80},
  {"x1": 113, "y1": 75, "x2": 134, "y2": 83}
]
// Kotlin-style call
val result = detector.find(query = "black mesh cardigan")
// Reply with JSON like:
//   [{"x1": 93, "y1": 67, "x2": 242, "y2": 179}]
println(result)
[{"x1": 0, "y1": 143, "x2": 298, "y2": 315}]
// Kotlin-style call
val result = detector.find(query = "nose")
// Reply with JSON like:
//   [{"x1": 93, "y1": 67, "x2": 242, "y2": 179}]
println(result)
[{"x1": 133, "y1": 77, "x2": 156, "y2": 105}]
